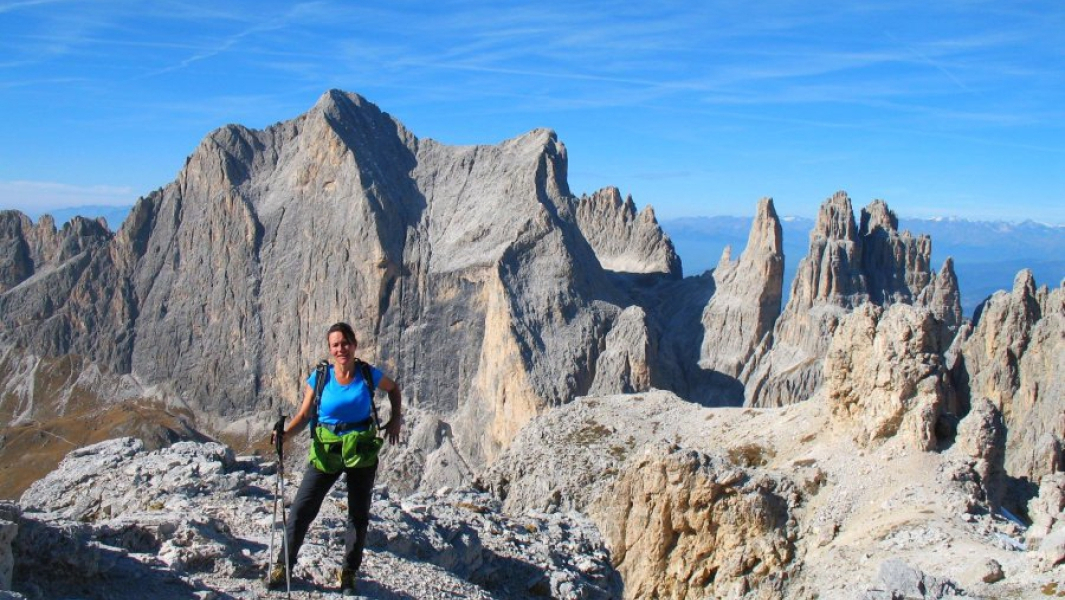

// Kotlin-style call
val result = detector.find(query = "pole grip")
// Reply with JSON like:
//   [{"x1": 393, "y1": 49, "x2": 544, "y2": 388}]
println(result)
[{"x1": 273, "y1": 411, "x2": 286, "y2": 460}]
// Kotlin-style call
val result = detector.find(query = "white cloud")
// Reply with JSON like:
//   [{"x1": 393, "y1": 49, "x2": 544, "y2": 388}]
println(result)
[{"x1": 0, "y1": 180, "x2": 137, "y2": 214}]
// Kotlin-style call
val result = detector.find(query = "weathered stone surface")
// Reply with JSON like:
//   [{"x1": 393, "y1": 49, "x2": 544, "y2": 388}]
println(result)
[
  {"x1": 0, "y1": 213, "x2": 129, "y2": 370},
  {"x1": 824, "y1": 304, "x2": 954, "y2": 451},
  {"x1": 575, "y1": 187, "x2": 681, "y2": 277},
  {"x1": 588, "y1": 306, "x2": 653, "y2": 396},
  {"x1": 592, "y1": 444, "x2": 801, "y2": 600},
  {"x1": 699, "y1": 197, "x2": 784, "y2": 378},
  {"x1": 744, "y1": 193, "x2": 960, "y2": 408},
  {"x1": 11, "y1": 438, "x2": 620, "y2": 599},
  {"x1": 477, "y1": 391, "x2": 712, "y2": 515},
  {"x1": 917, "y1": 257, "x2": 964, "y2": 335},
  {"x1": 959, "y1": 271, "x2": 1064, "y2": 482}
]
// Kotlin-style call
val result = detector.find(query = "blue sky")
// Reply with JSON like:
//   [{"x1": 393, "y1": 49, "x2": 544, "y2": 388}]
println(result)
[{"x1": 2, "y1": 0, "x2": 1063, "y2": 223}]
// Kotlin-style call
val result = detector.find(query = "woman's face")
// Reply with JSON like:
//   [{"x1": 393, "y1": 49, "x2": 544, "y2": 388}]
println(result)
[{"x1": 328, "y1": 331, "x2": 356, "y2": 366}]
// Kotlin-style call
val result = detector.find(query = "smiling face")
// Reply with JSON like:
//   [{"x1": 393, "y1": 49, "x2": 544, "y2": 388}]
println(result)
[{"x1": 328, "y1": 331, "x2": 356, "y2": 368}]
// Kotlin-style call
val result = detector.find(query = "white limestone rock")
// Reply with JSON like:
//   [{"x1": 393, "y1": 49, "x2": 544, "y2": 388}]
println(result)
[{"x1": 9, "y1": 437, "x2": 620, "y2": 599}]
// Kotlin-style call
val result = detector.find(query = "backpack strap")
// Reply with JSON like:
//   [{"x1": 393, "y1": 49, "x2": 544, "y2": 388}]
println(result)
[
  {"x1": 309, "y1": 360, "x2": 329, "y2": 442},
  {"x1": 355, "y1": 359, "x2": 382, "y2": 431}
]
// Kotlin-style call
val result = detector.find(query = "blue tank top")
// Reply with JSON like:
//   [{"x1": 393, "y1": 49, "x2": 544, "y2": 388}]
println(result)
[{"x1": 308, "y1": 363, "x2": 383, "y2": 425}]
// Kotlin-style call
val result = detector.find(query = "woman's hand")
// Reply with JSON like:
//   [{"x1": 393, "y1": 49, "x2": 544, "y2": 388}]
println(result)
[
  {"x1": 379, "y1": 376, "x2": 403, "y2": 445},
  {"x1": 384, "y1": 414, "x2": 402, "y2": 444}
]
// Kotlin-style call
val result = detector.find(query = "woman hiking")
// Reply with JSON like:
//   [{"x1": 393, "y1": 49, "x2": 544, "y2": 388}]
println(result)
[{"x1": 268, "y1": 321, "x2": 402, "y2": 595}]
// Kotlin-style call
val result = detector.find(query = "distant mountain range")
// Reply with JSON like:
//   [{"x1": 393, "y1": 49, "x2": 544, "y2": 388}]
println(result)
[
  {"x1": 21, "y1": 207, "x2": 1064, "y2": 319},
  {"x1": 662, "y1": 214, "x2": 1064, "y2": 317}
]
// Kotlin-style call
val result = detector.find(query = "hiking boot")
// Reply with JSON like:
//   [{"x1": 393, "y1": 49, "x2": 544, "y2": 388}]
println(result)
[
  {"x1": 265, "y1": 563, "x2": 287, "y2": 590},
  {"x1": 337, "y1": 567, "x2": 358, "y2": 596}
]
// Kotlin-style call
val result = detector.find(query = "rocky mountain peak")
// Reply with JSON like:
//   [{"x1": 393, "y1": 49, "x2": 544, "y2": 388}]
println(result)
[
  {"x1": 0, "y1": 90, "x2": 686, "y2": 496},
  {"x1": 574, "y1": 186, "x2": 681, "y2": 277},
  {"x1": 961, "y1": 270, "x2": 1063, "y2": 483},
  {"x1": 916, "y1": 257, "x2": 964, "y2": 335}
]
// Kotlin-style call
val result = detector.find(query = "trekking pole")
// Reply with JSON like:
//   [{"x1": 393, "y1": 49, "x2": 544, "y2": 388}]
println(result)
[
  {"x1": 266, "y1": 416, "x2": 279, "y2": 589},
  {"x1": 273, "y1": 410, "x2": 292, "y2": 597}
]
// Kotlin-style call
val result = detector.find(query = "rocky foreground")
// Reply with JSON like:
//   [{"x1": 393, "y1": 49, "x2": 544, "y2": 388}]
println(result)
[
  {"x1": 2, "y1": 382, "x2": 1063, "y2": 599},
  {"x1": 1, "y1": 438, "x2": 618, "y2": 599}
]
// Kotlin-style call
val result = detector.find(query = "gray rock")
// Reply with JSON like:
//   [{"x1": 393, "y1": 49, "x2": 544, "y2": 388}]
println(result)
[
  {"x1": 588, "y1": 306, "x2": 653, "y2": 396},
  {"x1": 1026, "y1": 473, "x2": 1065, "y2": 571},
  {"x1": 478, "y1": 391, "x2": 711, "y2": 515},
  {"x1": 863, "y1": 559, "x2": 967, "y2": 599},
  {"x1": 948, "y1": 398, "x2": 1007, "y2": 510},
  {"x1": 0, "y1": 90, "x2": 689, "y2": 495},
  {"x1": 575, "y1": 187, "x2": 680, "y2": 277}
]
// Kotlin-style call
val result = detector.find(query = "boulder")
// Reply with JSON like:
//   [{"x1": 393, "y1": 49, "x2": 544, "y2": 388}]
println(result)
[{"x1": 1027, "y1": 473, "x2": 1065, "y2": 571}]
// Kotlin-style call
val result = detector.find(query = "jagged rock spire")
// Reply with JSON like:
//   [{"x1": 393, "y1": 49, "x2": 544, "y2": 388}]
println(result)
[
  {"x1": 960, "y1": 270, "x2": 1063, "y2": 482},
  {"x1": 699, "y1": 197, "x2": 784, "y2": 377}
]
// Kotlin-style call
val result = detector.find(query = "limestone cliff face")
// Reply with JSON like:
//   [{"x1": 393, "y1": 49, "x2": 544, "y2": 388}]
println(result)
[
  {"x1": 1, "y1": 90, "x2": 683, "y2": 488},
  {"x1": 575, "y1": 187, "x2": 681, "y2": 277},
  {"x1": 958, "y1": 271, "x2": 1064, "y2": 482},
  {"x1": 742, "y1": 192, "x2": 961, "y2": 408},
  {"x1": 699, "y1": 198, "x2": 784, "y2": 378},
  {"x1": 0, "y1": 213, "x2": 133, "y2": 370}
]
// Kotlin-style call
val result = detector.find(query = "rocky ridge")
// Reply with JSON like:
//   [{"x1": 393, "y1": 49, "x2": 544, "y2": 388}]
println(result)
[
  {"x1": 574, "y1": 187, "x2": 681, "y2": 277},
  {"x1": 2, "y1": 437, "x2": 619, "y2": 599},
  {"x1": 1, "y1": 88, "x2": 1062, "y2": 599},
  {"x1": 0, "y1": 90, "x2": 687, "y2": 495}
]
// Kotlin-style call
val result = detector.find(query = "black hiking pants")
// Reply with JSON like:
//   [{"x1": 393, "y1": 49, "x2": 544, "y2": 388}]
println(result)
[{"x1": 282, "y1": 461, "x2": 377, "y2": 573}]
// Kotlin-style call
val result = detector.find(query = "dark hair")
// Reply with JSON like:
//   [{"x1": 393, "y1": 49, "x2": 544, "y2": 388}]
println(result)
[{"x1": 327, "y1": 322, "x2": 358, "y2": 346}]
